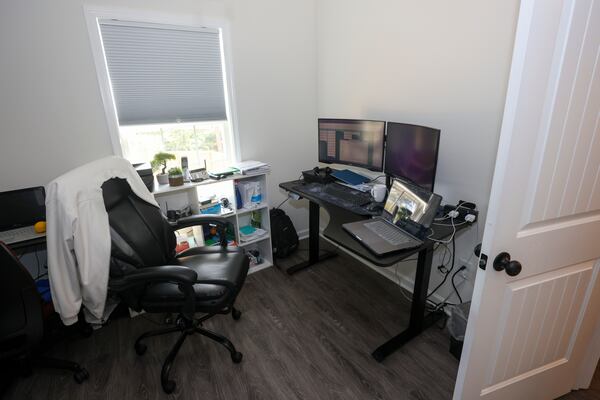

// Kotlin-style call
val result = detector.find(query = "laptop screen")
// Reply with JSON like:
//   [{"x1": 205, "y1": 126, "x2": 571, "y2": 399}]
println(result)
[
  {"x1": 0, "y1": 187, "x2": 46, "y2": 231},
  {"x1": 382, "y1": 179, "x2": 440, "y2": 229}
]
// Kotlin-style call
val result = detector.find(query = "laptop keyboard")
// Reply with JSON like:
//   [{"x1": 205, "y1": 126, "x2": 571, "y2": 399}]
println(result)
[
  {"x1": 364, "y1": 220, "x2": 412, "y2": 246},
  {"x1": 0, "y1": 226, "x2": 42, "y2": 244}
]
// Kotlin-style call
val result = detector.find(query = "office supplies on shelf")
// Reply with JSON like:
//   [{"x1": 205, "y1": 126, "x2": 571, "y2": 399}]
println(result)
[
  {"x1": 318, "y1": 118, "x2": 386, "y2": 171},
  {"x1": 343, "y1": 179, "x2": 441, "y2": 255},
  {"x1": 331, "y1": 169, "x2": 370, "y2": 186},
  {"x1": 232, "y1": 160, "x2": 270, "y2": 175},
  {"x1": 181, "y1": 156, "x2": 192, "y2": 182},
  {"x1": 208, "y1": 167, "x2": 237, "y2": 180},
  {"x1": 0, "y1": 186, "x2": 46, "y2": 245},
  {"x1": 384, "y1": 122, "x2": 441, "y2": 191},
  {"x1": 237, "y1": 181, "x2": 262, "y2": 208},
  {"x1": 189, "y1": 167, "x2": 209, "y2": 182},
  {"x1": 239, "y1": 225, "x2": 267, "y2": 242}
]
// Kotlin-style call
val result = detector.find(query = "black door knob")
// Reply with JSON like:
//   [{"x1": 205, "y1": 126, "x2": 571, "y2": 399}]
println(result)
[{"x1": 493, "y1": 252, "x2": 522, "y2": 277}]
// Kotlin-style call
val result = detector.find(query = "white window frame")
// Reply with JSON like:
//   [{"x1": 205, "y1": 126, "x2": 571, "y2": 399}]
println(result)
[{"x1": 84, "y1": 6, "x2": 241, "y2": 162}]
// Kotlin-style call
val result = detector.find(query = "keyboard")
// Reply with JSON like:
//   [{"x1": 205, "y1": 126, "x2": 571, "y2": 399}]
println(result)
[
  {"x1": 364, "y1": 220, "x2": 412, "y2": 246},
  {"x1": 0, "y1": 226, "x2": 45, "y2": 245},
  {"x1": 323, "y1": 184, "x2": 371, "y2": 206}
]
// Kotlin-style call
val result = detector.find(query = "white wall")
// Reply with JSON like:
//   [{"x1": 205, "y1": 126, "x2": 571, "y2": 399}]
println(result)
[
  {"x1": 0, "y1": 0, "x2": 316, "y2": 232},
  {"x1": 1, "y1": 0, "x2": 521, "y2": 302},
  {"x1": 317, "y1": 0, "x2": 520, "y2": 301}
]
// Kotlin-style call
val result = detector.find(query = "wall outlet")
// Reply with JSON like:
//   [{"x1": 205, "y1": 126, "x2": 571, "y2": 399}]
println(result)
[{"x1": 458, "y1": 257, "x2": 475, "y2": 280}]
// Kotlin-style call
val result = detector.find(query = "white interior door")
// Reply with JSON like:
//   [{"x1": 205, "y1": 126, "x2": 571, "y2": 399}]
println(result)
[{"x1": 454, "y1": 0, "x2": 600, "y2": 399}]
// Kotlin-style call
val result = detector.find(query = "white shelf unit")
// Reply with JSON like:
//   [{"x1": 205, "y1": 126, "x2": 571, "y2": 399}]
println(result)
[{"x1": 152, "y1": 172, "x2": 273, "y2": 274}]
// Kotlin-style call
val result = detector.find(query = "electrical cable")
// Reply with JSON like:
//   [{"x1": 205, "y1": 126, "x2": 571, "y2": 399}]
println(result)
[
  {"x1": 428, "y1": 216, "x2": 458, "y2": 244},
  {"x1": 369, "y1": 174, "x2": 386, "y2": 183},
  {"x1": 451, "y1": 267, "x2": 465, "y2": 304},
  {"x1": 427, "y1": 226, "x2": 456, "y2": 299},
  {"x1": 275, "y1": 197, "x2": 289, "y2": 209}
]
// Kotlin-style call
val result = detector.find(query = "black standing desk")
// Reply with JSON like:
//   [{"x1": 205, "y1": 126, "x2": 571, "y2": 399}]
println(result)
[{"x1": 279, "y1": 179, "x2": 471, "y2": 362}]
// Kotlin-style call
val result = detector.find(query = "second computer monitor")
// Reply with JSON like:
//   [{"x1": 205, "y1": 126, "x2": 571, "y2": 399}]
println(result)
[
  {"x1": 318, "y1": 118, "x2": 386, "y2": 171},
  {"x1": 384, "y1": 122, "x2": 440, "y2": 192}
]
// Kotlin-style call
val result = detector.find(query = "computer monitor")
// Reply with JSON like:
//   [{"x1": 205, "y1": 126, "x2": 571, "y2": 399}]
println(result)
[
  {"x1": 318, "y1": 118, "x2": 386, "y2": 171},
  {"x1": 0, "y1": 187, "x2": 46, "y2": 231},
  {"x1": 384, "y1": 122, "x2": 440, "y2": 192}
]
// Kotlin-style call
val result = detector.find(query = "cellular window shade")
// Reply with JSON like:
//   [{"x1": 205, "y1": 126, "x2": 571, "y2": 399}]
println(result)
[{"x1": 99, "y1": 22, "x2": 227, "y2": 125}]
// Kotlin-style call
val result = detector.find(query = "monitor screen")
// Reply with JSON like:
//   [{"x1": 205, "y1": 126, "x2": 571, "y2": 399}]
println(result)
[
  {"x1": 384, "y1": 122, "x2": 440, "y2": 192},
  {"x1": 0, "y1": 187, "x2": 46, "y2": 231},
  {"x1": 318, "y1": 119, "x2": 385, "y2": 171}
]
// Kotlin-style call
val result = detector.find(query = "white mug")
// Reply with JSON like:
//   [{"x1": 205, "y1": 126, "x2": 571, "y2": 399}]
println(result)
[{"x1": 370, "y1": 184, "x2": 387, "y2": 202}]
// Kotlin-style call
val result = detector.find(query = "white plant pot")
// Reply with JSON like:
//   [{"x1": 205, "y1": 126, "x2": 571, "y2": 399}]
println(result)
[{"x1": 156, "y1": 173, "x2": 169, "y2": 185}]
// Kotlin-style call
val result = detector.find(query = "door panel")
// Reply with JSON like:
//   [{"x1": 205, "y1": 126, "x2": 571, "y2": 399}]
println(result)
[
  {"x1": 454, "y1": 0, "x2": 600, "y2": 398},
  {"x1": 530, "y1": 0, "x2": 600, "y2": 223},
  {"x1": 489, "y1": 262, "x2": 593, "y2": 387}
]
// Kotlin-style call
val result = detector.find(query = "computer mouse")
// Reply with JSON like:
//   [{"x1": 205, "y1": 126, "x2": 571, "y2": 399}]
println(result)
[{"x1": 366, "y1": 203, "x2": 383, "y2": 212}]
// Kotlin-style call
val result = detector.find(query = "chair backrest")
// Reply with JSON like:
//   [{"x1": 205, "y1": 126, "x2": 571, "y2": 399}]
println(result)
[
  {"x1": 0, "y1": 242, "x2": 43, "y2": 360},
  {"x1": 101, "y1": 178, "x2": 176, "y2": 278}
]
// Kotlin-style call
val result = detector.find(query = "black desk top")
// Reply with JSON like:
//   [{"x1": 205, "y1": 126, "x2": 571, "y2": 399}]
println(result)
[
  {"x1": 280, "y1": 179, "x2": 472, "y2": 267},
  {"x1": 280, "y1": 180, "x2": 381, "y2": 216}
]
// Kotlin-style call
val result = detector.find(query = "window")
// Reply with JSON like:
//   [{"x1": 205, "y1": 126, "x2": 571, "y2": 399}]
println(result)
[{"x1": 96, "y1": 19, "x2": 236, "y2": 170}]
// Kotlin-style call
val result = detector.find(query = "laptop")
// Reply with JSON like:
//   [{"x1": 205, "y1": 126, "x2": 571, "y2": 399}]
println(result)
[
  {"x1": 0, "y1": 187, "x2": 46, "y2": 245},
  {"x1": 343, "y1": 179, "x2": 441, "y2": 255},
  {"x1": 331, "y1": 169, "x2": 370, "y2": 186}
]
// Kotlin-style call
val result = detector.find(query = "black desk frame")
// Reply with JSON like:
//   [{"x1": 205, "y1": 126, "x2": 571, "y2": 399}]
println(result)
[
  {"x1": 285, "y1": 202, "x2": 338, "y2": 275},
  {"x1": 279, "y1": 180, "x2": 468, "y2": 362}
]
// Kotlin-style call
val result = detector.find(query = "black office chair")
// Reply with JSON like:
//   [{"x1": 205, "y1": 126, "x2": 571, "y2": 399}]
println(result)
[
  {"x1": 0, "y1": 242, "x2": 89, "y2": 395},
  {"x1": 101, "y1": 178, "x2": 249, "y2": 394}
]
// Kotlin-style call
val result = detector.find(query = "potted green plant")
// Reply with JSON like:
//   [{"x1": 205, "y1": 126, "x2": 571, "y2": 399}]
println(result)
[
  {"x1": 168, "y1": 167, "x2": 184, "y2": 187},
  {"x1": 151, "y1": 152, "x2": 176, "y2": 185}
]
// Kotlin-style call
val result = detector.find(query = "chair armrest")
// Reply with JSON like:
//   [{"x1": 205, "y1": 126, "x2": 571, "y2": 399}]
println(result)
[
  {"x1": 109, "y1": 266, "x2": 198, "y2": 319},
  {"x1": 174, "y1": 215, "x2": 230, "y2": 247},
  {"x1": 108, "y1": 266, "x2": 197, "y2": 291},
  {"x1": 174, "y1": 215, "x2": 229, "y2": 229}
]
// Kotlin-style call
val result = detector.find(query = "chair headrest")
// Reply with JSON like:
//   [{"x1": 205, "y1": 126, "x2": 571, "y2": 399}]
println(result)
[{"x1": 102, "y1": 178, "x2": 134, "y2": 210}]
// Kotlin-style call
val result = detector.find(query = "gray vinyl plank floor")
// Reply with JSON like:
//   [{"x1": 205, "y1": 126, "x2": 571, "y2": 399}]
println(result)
[{"x1": 5, "y1": 243, "x2": 461, "y2": 400}]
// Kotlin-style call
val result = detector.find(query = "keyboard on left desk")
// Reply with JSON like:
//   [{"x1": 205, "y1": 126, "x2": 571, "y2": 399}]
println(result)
[
  {"x1": 0, "y1": 226, "x2": 46, "y2": 245},
  {"x1": 323, "y1": 183, "x2": 372, "y2": 206}
]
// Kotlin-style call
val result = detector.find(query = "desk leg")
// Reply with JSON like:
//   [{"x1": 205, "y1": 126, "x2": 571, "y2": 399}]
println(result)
[
  {"x1": 371, "y1": 244, "x2": 434, "y2": 362},
  {"x1": 285, "y1": 201, "x2": 337, "y2": 275}
]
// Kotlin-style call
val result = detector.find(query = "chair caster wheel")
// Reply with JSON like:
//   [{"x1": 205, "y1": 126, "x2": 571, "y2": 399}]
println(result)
[
  {"x1": 135, "y1": 343, "x2": 147, "y2": 355},
  {"x1": 232, "y1": 308, "x2": 242, "y2": 320},
  {"x1": 231, "y1": 351, "x2": 243, "y2": 363},
  {"x1": 162, "y1": 380, "x2": 176, "y2": 394},
  {"x1": 74, "y1": 368, "x2": 89, "y2": 384}
]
